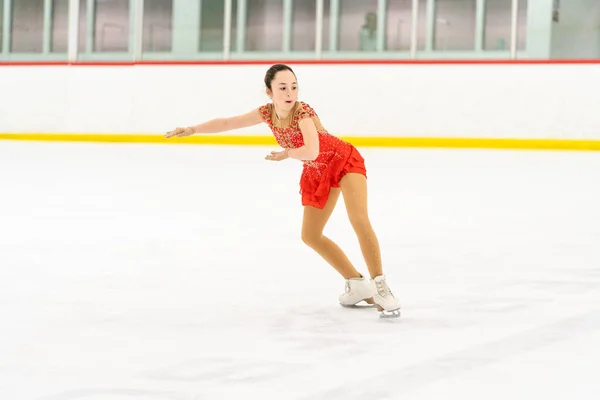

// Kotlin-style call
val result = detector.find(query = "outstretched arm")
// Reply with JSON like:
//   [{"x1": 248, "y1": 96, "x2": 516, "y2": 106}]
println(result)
[{"x1": 165, "y1": 108, "x2": 263, "y2": 138}]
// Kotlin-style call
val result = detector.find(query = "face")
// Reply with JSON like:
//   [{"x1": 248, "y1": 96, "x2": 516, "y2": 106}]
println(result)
[{"x1": 267, "y1": 70, "x2": 298, "y2": 111}]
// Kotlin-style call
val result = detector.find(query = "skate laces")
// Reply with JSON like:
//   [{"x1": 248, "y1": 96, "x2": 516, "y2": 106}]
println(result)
[
  {"x1": 344, "y1": 280, "x2": 351, "y2": 293},
  {"x1": 375, "y1": 279, "x2": 392, "y2": 298}
]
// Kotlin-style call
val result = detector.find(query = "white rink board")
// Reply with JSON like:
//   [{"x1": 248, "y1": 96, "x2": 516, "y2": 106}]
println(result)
[{"x1": 0, "y1": 64, "x2": 599, "y2": 139}]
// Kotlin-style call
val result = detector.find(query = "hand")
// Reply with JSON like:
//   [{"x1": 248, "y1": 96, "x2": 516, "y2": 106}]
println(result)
[
  {"x1": 265, "y1": 149, "x2": 289, "y2": 161},
  {"x1": 165, "y1": 127, "x2": 195, "y2": 139}
]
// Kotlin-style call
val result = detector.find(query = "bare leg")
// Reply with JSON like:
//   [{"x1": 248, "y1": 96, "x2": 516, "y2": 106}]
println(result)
[
  {"x1": 301, "y1": 188, "x2": 362, "y2": 280},
  {"x1": 339, "y1": 173, "x2": 383, "y2": 279}
]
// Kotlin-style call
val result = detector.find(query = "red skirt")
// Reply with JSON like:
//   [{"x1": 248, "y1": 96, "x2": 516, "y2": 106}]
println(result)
[{"x1": 299, "y1": 145, "x2": 367, "y2": 209}]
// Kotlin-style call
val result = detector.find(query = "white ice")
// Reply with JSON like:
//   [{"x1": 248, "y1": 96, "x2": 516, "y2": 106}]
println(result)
[{"x1": 1, "y1": 141, "x2": 599, "y2": 400}]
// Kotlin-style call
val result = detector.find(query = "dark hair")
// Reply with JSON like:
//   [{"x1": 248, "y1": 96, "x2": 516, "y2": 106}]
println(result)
[{"x1": 264, "y1": 64, "x2": 296, "y2": 90}]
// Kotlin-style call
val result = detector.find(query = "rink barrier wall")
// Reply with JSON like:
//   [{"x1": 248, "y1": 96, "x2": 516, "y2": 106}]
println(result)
[{"x1": 2, "y1": 60, "x2": 600, "y2": 151}]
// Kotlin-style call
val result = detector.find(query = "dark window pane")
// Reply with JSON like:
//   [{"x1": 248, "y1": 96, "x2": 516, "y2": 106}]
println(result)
[
  {"x1": 0, "y1": 0, "x2": 4, "y2": 52},
  {"x1": 322, "y1": 0, "x2": 330, "y2": 50},
  {"x1": 291, "y1": 0, "x2": 316, "y2": 51},
  {"x1": 94, "y1": 0, "x2": 129, "y2": 52},
  {"x1": 78, "y1": 0, "x2": 86, "y2": 52},
  {"x1": 11, "y1": 0, "x2": 44, "y2": 53},
  {"x1": 386, "y1": 0, "x2": 426, "y2": 51},
  {"x1": 339, "y1": 0, "x2": 378, "y2": 51},
  {"x1": 51, "y1": 0, "x2": 69, "y2": 52},
  {"x1": 518, "y1": 0, "x2": 527, "y2": 50},
  {"x1": 199, "y1": 0, "x2": 237, "y2": 52},
  {"x1": 434, "y1": 0, "x2": 476, "y2": 51},
  {"x1": 484, "y1": 0, "x2": 528, "y2": 51},
  {"x1": 246, "y1": 0, "x2": 283, "y2": 51},
  {"x1": 484, "y1": 0, "x2": 510, "y2": 50},
  {"x1": 143, "y1": 0, "x2": 172, "y2": 52}
]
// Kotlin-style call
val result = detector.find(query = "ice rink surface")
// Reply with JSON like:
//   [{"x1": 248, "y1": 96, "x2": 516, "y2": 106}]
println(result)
[{"x1": 1, "y1": 141, "x2": 600, "y2": 400}]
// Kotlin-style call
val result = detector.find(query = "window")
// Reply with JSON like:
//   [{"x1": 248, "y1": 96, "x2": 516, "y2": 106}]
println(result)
[
  {"x1": 0, "y1": 0, "x2": 4, "y2": 52},
  {"x1": 51, "y1": 0, "x2": 69, "y2": 52},
  {"x1": 8, "y1": 0, "x2": 70, "y2": 54},
  {"x1": 484, "y1": 0, "x2": 509, "y2": 50},
  {"x1": 322, "y1": 0, "x2": 331, "y2": 51},
  {"x1": 386, "y1": 0, "x2": 426, "y2": 51},
  {"x1": 199, "y1": 0, "x2": 238, "y2": 52},
  {"x1": 484, "y1": 0, "x2": 528, "y2": 51},
  {"x1": 517, "y1": 0, "x2": 527, "y2": 50},
  {"x1": 246, "y1": 0, "x2": 283, "y2": 51},
  {"x1": 339, "y1": 0, "x2": 378, "y2": 51},
  {"x1": 94, "y1": 0, "x2": 129, "y2": 52},
  {"x1": 291, "y1": 0, "x2": 316, "y2": 51},
  {"x1": 11, "y1": 0, "x2": 44, "y2": 53},
  {"x1": 78, "y1": 0, "x2": 86, "y2": 53},
  {"x1": 143, "y1": 0, "x2": 172, "y2": 52},
  {"x1": 434, "y1": 0, "x2": 476, "y2": 51}
]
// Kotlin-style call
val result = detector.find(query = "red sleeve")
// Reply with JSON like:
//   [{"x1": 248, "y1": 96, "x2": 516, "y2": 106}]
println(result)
[
  {"x1": 258, "y1": 103, "x2": 272, "y2": 124},
  {"x1": 294, "y1": 102, "x2": 317, "y2": 123}
]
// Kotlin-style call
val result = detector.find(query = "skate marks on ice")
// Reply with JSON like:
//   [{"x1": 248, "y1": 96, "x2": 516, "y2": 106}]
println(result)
[
  {"x1": 142, "y1": 356, "x2": 307, "y2": 385},
  {"x1": 266, "y1": 305, "x2": 392, "y2": 354},
  {"x1": 408, "y1": 268, "x2": 600, "y2": 330},
  {"x1": 35, "y1": 307, "x2": 378, "y2": 400},
  {"x1": 286, "y1": 272, "x2": 600, "y2": 399},
  {"x1": 35, "y1": 356, "x2": 309, "y2": 400},
  {"x1": 38, "y1": 388, "x2": 201, "y2": 400},
  {"x1": 140, "y1": 306, "x2": 397, "y2": 390},
  {"x1": 299, "y1": 309, "x2": 600, "y2": 400},
  {"x1": 34, "y1": 305, "x2": 387, "y2": 400},
  {"x1": 269, "y1": 304, "x2": 391, "y2": 334},
  {"x1": 34, "y1": 273, "x2": 600, "y2": 400}
]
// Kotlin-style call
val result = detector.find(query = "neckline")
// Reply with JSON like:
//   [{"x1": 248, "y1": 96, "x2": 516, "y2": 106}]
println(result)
[
  {"x1": 274, "y1": 101, "x2": 297, "y2": 119},
  {"x1": 271, "y1": 102, "x2": 298, "y2": 128}
]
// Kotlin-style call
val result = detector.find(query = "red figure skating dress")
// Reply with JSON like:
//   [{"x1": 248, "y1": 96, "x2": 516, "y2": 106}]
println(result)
[{"x1": 259, "y1": 101, "x2": 367, "y2": 209}]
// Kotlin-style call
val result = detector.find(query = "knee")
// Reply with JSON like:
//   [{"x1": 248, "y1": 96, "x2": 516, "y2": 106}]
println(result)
[
  {"x1": 349, "y1": 215, "x2": 373, "y2": 235},
  {"x1": 301, "y1": 229, "x2": 322, "y2": 248}
]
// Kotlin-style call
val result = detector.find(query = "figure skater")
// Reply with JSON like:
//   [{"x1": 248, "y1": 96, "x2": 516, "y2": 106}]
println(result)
[{"x1": 165, "y1": 64, "x2": 400, "y2": 318}]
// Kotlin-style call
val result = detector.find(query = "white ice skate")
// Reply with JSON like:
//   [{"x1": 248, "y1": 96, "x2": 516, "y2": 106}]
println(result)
[
  {"x1": 339, "y1": 276, "x2": 376, "y2": 308},
  {"x1": 372, "y1": 275, "x2": 401, "y2": 318}
]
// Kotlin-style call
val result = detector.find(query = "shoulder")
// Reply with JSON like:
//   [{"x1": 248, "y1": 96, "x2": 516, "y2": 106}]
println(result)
[
  {"x1": 294, "y1": 101, "x2": 317, "y2": 120},
  {"x1": 257, "y1": 103, "x2": 273, "y2": 123}
]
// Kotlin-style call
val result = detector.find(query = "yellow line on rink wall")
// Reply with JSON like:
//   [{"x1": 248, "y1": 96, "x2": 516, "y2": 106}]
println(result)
[
  {"x1": 0, "y1": 133, "x2": 277, "y2": 146},
  {"x1": 1, "y1": 133, "x2": 600, "y2": 151}
]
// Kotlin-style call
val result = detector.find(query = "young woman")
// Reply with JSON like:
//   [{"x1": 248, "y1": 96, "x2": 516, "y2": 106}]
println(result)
[{"x1": 165, "y1": 64, "x2": 400, "y2": 318}]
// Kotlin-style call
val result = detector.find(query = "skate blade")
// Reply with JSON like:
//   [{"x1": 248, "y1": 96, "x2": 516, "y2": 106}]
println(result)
[{"x1": 376, "y1": 304, "x2": 401, "y2": 318}]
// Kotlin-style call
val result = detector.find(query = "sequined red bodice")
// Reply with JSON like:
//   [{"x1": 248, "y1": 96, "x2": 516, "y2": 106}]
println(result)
[
  {"x1": 258, "y1": 100, "x2": 367, "y2": 209},
  {"x1": 258, "y1": 101, "x2": 353, "y2": 168}
]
